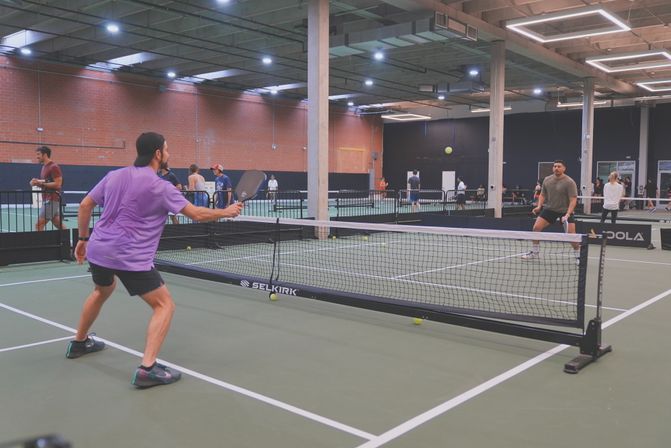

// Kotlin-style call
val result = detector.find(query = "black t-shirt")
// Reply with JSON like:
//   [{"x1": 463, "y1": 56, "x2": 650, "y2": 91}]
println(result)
[{"x1": 645, "y1": 182, "x2": 657, "y2": 196}]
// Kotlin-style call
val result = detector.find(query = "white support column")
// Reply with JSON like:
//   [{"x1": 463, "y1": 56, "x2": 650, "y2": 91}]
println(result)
[
  {"x1": 487, "y1": 41, "x2": 505, "y2": 217},
  {"x1": 307, "y1": 0, "x2": 329, "y2": 225},
  {"x1": 580, "y1": 78, "x2": 595, "y2": 214},
  {"x1": 637, "y1": 105, "x2": 649, "y2": 199}
]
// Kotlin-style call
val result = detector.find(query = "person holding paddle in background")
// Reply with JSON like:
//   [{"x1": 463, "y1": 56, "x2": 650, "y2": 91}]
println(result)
[{"x1": 67, "y1": 132, "x2": 244, "y2": 388}]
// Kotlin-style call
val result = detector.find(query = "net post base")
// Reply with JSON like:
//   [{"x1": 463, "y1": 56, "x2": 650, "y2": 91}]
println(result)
[
  {"x1": 564, "y1": 345, "x2": 612, "y2": 374},
  {"x1": 564, "y1": 317, "x2": 612, "y2": 374}
]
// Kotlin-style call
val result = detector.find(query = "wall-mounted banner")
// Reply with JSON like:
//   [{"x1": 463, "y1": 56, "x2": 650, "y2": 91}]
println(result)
[{"x1": 577, "y1": 222, "x2": 651, "y2": 248}]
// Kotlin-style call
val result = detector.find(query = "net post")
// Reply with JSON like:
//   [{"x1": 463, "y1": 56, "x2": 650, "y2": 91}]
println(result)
[{"x1": 564, "y1": 235, "x2": 612, "y2": 373}]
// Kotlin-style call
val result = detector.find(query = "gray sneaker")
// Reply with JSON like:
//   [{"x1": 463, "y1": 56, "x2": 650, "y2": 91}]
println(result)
[
  {"x1": 132, "y1": 363, "x2": 182, "y2": 388},
  {"x1": 66, "y1": 334, "x2": 105, "y2": 359}
]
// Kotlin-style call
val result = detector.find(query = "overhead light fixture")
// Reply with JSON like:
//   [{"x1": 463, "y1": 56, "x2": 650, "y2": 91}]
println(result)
[
  {"x1": 262, "y1": 56, "x2": 273, "y2": 65},
  {"x1": 556, "y1": 100, "x2": 609, "y2": 108},
  {"x1": 636, "y1": 79, "x2": 671, "y2": 92},
  {"x1": 471, "y1": 106, "x2": 512, "y2": 113},
  {"x1": 347, "y1": 101, "x2": 354, "y2": 107},
  {"x1": 167, "y1": 71, "x2": 176, "y2": 78},
  {"x1": 106, "y1": 23, "x2": 120, "y2": 34},
  {"x1": 586, "y1": 50, "x2": 671, "y2": 73},
  {"x1": 468, "y1": 68, "x2": 479, "y2": 77},
  {"x1": 381, "y1": 113, "x2": 431, "y2": 121},
  {"x1": 217, "y1": 0, "x2": 231, "y2": 4},
  {"x1": 506, "y1": 5, "x2": 629, "y2": 43},
  {"x1": 437, "y1": 95, "x2": 445, "y2": 100},
  {"x1": 364, "y1": 79, "x2": 374, "y2": 87},
  {"x1": 373, "y1": 51, "x2": 384, "y2": 61},
  {"x1": 19, "y1": 47, "x2": 32, "y2": 55},
  {"x1": 533, "y1": 88, "x2": 543, "y2": 95},
  {"x1": 269, "y1": 88, "x2": 278, "y2": 95}
]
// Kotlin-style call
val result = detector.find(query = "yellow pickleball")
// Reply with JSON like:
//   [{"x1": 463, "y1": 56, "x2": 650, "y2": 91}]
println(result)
[
  {"x1": 413, "y1": 317, "x2": 423, "y2": 325},
  {"x1": 444, "y1": 146, "x2": 453, "y2": 155}
]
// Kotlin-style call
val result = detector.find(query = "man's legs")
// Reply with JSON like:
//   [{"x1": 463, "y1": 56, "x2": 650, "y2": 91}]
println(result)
[
  {"x1": 138, "y1": 285, "x2": 175, "y2": 368},
  {"x1": 35, "y1": 217, "x2": 47, "y2": 231},
  {"x1": 522, "y1": 216, "x2": 551, "y2": 259},
  {"x1": 51, "y1": 214, "x2": 66, "y2": 230},
  {"x1": 74, "y1": 281, "x2": 116, "y2": 341}
]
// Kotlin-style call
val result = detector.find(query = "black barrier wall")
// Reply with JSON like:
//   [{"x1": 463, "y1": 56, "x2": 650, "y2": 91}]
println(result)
[
  {"x1": 576, "y1": 222, "x2": 652, "y2": 248},
  {"x1": 421, "y1": 214, "x2": 653, "y2": 248}
]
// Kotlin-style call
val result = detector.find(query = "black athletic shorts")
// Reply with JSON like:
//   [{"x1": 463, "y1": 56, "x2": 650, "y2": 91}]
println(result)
[
  {"x1": 89, "y1": 262, "x2": 164, "y2": 296},
  {"x1": 539, "y1": 209, "x2": 575, "y2": 225}
]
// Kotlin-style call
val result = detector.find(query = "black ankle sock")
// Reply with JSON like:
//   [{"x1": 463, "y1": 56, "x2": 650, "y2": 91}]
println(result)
[{"x1": 140, "y1": 362, "x2": 156, "y2": 371}]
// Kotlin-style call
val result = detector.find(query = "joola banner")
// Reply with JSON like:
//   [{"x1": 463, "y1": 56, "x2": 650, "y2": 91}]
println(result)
[{"x1": 577, "y1": 222, "x2": 652, "y2": 248}]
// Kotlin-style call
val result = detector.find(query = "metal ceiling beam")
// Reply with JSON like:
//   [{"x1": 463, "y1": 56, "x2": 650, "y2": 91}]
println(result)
[{"x1": 401, "y1": 0, "x2": 636, "y2": 94}]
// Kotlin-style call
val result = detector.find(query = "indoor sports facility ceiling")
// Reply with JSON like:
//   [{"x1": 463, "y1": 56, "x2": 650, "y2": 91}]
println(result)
[{"x1": 1, "y1": 0, "x2": 671, "y2": 119}]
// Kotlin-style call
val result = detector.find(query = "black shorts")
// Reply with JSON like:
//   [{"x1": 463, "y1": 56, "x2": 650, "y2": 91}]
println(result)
[
  {"x1": 456, "y1": 193, "x2": 466, "y2": 204},
  {"x1": 89, "y1": 262, "x2": 164, "y2": 296},
  {"x1": 539, "y1": 209, "x2": 575, "y2": 225}
]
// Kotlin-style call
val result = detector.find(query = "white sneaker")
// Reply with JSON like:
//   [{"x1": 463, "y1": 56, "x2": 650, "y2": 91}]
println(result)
[{"x1": 521, "y1": 251, "x2": 539, "y2": 260}]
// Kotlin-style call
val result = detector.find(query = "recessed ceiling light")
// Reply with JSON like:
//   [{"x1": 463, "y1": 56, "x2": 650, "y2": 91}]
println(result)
[
  {"x1": 217, "y1": 0, "x2": 231, "y2": 3},
  {"x1": 106, "y1": 23, "x2": 120, "y2": 34},
  {"x1": 438, "y1": 95, "x2": 445, "y2": 100},
  {"x1": 262, "y1": 56, "x2": 273, "y2": 65},
  {"x1": 167, "y1": 71, "x2": 176, "y2": 78},
  {"x1": 468, "y1": 69, "x2": 479, "y2": 77},
  {"x1": 347, "y1": 101, "x2": 354, "y2": 107},
  {"x1": 373, "y1": 51, "x2": 384, "y2": 61},
  {"x1": 533, "y1": 88, "x2": 543, "y2": 95},
  {"x1": 364, "y1": 79, "x2": 374, "y2": 87},
  {"x1": 19, "y1": 47, "x2": 32, "y2": 55}
]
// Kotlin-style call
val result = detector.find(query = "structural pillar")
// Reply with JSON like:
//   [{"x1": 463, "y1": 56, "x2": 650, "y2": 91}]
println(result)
[
  {"x1": 307, "y1": 0, "x2": 329, "y2": 224},
  {"x1": 487, "y1": 41, "x2": 505, "y2": 217},
  {"x1": 580, "y1": 78, "x2": 595, "y2": 214},
  {"x1": 637, "y1": 105, "x2": 649, "y2": 200}
]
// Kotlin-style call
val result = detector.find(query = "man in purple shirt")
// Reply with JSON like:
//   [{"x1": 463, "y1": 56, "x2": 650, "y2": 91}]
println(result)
[{"x1": 67, "y1": 132, "x2": 243, "y2": 388}]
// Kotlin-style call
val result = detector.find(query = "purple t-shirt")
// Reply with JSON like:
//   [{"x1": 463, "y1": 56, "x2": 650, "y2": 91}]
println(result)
[{"x1": 87, "y1": 166, "x2": 189, "y2": 271}]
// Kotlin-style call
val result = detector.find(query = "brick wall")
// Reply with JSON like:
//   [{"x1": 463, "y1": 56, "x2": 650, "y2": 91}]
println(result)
[{"x1": 0, "y1": 56, "x2": 383, "y2": 177}]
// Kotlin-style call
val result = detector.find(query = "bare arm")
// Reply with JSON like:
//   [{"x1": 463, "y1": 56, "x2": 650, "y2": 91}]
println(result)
[
  {"x1": 565, "y1": 196, "x2": 577, "y2": 216},
  {"x1": 35, "y1": 175, "x2": 63, "y2": 190},
  {"x1": 180, "y1": 202, "x2": 243, "y2": 222},
  {"x1": 74, "y1": 196, "x2": 96, "y2": 264}
]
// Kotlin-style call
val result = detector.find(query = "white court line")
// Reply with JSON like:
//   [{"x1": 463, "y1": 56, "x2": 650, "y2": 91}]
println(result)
[
  {"x1": 0, "y1": 275, "x2": 90, "y2": 288},
  {"x1": 0, "y1": 336, "x2": 72, "y2": 353},
  {"x1": 393, "y1": 252, "x2": 527, "y2": 279},
  {"x1": 591, "y1": 256, "x2": 671, "y2": 267},
  {"x1": 0, "y1": 301, "x2": 375, "y2": 441},
  {"x1": 355, "y1": 286, "x2": 671, "y2": 448}
]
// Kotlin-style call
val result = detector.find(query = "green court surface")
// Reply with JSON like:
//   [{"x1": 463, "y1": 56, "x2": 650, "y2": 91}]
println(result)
[{"x1": 1, "y1": 230, "x2": 671, "y2": 447}]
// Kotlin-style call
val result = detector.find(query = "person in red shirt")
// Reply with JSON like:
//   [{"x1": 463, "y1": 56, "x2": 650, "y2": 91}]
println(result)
[{"x1": 30, "y1": 146, "x2": 65, "y2": 231}]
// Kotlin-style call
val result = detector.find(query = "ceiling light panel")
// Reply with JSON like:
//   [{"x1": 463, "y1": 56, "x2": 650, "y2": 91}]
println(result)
[
  {"x1": 506, "y1": 5, "x2": 629, "y2": 43},
  {"x1": 381, "y1": 113, "x2": 431, "y2": 121},
  {"x1": 636, "y1": 79, "x2": 671, "y2": 92},
  {"x1": 586, "y1": 50, "x2": 671, "y2": 73}
]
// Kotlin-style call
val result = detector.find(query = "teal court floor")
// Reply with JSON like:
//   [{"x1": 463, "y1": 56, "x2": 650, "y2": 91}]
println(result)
[{"x1": 1, "y1": 228, "x2": 670, "y2": 447}]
